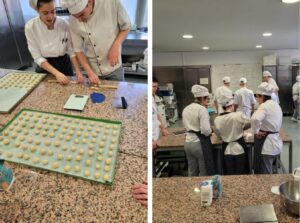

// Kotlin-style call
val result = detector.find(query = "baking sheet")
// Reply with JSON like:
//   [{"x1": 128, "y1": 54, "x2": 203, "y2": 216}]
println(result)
[
  {"x1": 0, "y1": 109, "x2": 122, "y2": 185},
  {"x1": 0, "y1": 72, "x2": 46, "y2": 113}
]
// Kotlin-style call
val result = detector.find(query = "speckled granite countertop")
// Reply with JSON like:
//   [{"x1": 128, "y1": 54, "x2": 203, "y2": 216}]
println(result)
[
  {"x1": 1, "y1": 153, "x2": 146, "y2": 222},
  {"x1": 153, "y1": 174, "x2": 299, "y2": 223},
  {"x1": 0, "y1": 75, "x2": 147, "y2": 222},
  {"x1": 0, "y1": 76, "x2": 147, "y2": 158}
]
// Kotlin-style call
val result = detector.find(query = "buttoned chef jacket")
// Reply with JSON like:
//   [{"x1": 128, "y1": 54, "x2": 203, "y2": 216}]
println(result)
[
  {"x1": 69, "y1": 0, "x2": 131, "y2": 76},
  {"x1": 251, "y1": 100, "x2": 283, "y2": 155},
  {"x1": 292, "y1": 81, "x2": 300, "y2": 101},
  {"x1": 214, "y1": 112, "x2": 250, "y2": 155},
  {"x1": 182, "y1": 103, "x2": 212, "y2": 143},
  {"x1": 234, "y1": 87, "x2": 256, "y2": 117},
  {"x1": 25, "y1": 17, "x2": 75, "y2": 66},
  {"x1": 214, "y1": 86, "x2": 233, "y2": 114},
  {"x1": 268, "y1": 78, "x2": 280, "y2": 104}
]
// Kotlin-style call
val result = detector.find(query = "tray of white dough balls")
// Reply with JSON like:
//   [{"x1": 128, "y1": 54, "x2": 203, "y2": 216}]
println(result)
[
  {"x1": 0, "y1": 72, "x2": 46, "y2": 113},
  {"x1": 0, "y1": 109, "x2": 122, "y2": 185}
]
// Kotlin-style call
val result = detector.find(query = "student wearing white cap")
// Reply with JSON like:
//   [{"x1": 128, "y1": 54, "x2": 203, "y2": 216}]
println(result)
[
  {"x1": 214, "y1": 95, "x2": 250, "y2": 175},
  {"x1": 182, "y1": 85, "x2": 215, "y2": 176},
  {"x1": 234, "y1": 78, "x2": 256, "y2": 117},
  {"x1": 251, "y1": 82, "x2": 283, "y2": 174},
  {"x1": 60, "y1": 0, "x2": 131, "y2": 83},
  {"x1": 263, "y1": 71, "x2": 280, "y2": 104},
  {"x1": 214, "y1": 76, "x2": 233, "y2": 114},
  {"x1": 292, "y1": 75, "x2": 300, "y2": 122},
  {"x1": 25, "y1": 0, "x2": 83, "y2": 85}
]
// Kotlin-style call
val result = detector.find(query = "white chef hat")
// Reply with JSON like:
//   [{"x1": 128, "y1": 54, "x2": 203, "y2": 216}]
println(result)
[
  {"x1": 222, "y1": 76, "x2": 231, "y2": 84},
  {"x1": 60, "y1": 0, "x2": 88, "y2": 14},
  {"x1": 263, "y1": 71, "x2": 272, "y2": 77},
  {"x1": 296, "y1": 75, "x2": 300, "y2": 82},
  {"x1": 239, "y1": 77, "x2": 247, "y2": 84},
  {"x1": 29, "y1": 0, "x2": 38, "y2": 10},
  {"x1": 256, "y1": 82, "x2": 274, "y2": 96},
  {"x1": 191, "y1": 85, "x2": 209, "y2": 98},
  {"x1": 220, "y1": 98, "x2": 234, "y2": 108}
]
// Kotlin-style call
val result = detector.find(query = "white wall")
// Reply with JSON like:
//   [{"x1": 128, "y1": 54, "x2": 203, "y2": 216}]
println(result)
[
  {"x1": 154, "y1": 49, "x2": 299, "y2": 93},
  {"x1": 154, "y1": 49, "x2": 299, "y2": 66}
]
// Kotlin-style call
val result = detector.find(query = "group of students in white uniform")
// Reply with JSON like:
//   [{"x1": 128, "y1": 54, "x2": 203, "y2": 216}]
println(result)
[
  {"x1": 181, "y1": 71, "x2": 300, "y2": 176},
  {"x1": 25, "y1": 0, "x2": 131, "y2": 84}
]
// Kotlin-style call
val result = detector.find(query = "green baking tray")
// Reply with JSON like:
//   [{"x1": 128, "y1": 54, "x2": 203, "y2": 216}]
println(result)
[
  {"x1": 0, "y1": 109, "x2": 122, "y2": 185},
  {"x1": 0, "y1": 72, "x2": 46, "y2": 113}
]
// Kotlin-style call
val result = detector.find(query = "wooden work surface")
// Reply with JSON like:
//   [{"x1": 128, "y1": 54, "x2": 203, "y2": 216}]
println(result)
[{"x1": 157, "y1": 127, "x2": 291, "y2": 148}]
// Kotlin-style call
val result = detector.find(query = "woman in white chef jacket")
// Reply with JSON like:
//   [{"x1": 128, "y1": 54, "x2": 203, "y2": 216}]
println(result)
[
  {"x1": 182, "y1": 85, "x2": 215, "y2": 176},
  {"x1": 292, "y1": 75, "x2": 300, "y2": 122},
  {"x1": 25, "y1": 0, "x2": 83, "y2": 85},
  {"x1": 251, "y1": 82, "x2": 283, "y2": 174}
]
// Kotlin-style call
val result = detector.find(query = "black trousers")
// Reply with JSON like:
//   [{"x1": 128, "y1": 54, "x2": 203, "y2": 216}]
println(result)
[
  {"x1": 224, "y1": 153, "x2": 248, "y2": 175},
  {"x1": 35, "y1": 54, "x2": 74, "y2": 76}
]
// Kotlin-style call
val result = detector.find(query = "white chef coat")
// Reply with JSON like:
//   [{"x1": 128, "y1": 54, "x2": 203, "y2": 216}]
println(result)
[
  {"x1": 292, "y1": 82, "x2": 300, "y2": 101},
  {"x1": 182, "y1": 103, "x2": 212, "y2": 143},
  {"x1": 214, "y1": 112, "x2": 250, "y2": 155},
  {"x1": 251, "y1": 100, "x2": 283, "y2": 155},
  {"x1": 152, "y1": 96, "x2": 160, "y2": 141},
  {"x1": 268, "y1": 78, "x2": 280, "y2": 104},
  {"x1": 234, "y1": 87, "x2": 256, "y2": 117},
  {"x1": 25, "y1": 17, "x2": 75, "y2": 66},
  {"x1": 214, "y1": 86, "x2": 233, "y2": 114},
  {"x1": 69, "y1": 0, "x2": 131, "y2": 76}
]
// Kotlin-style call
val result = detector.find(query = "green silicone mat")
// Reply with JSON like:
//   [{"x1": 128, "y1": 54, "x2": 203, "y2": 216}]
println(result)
[
  {"x1": 0, "y1": 72, "x2": 46, "y2": 113},
  {"x1": 0, "y1": 109, "x2": 122, "y2": 185}
]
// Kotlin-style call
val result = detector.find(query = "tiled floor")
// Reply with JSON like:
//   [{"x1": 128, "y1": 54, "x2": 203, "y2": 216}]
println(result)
[{"x1": 168, "y1": 116, "x2": 300, "y2": 173}]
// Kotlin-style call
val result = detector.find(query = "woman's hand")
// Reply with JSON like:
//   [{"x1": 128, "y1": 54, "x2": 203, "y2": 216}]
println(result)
[
  {"x1": 76, "y1": 71, "x2": 85, "y2": 84},
  {"x1": 55, "y1": 72, "x2": 69, "y2": 85},
  {"x1": 87, "y1": 71, "x2": 100, "y2": 84}
]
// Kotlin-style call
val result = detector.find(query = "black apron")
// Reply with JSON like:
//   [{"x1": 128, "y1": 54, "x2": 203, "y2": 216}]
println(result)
[
  {"x1": 187, "y1": 130, "x2": 216, "y2": 175},
  {"x1": 35, "y1": 54, "x2": 74, "y2": 76},
  {"x1": 219, "y1": 112, "x2": 249, "y2": 174},
  {"x1": 253, "y1": 130, "x2": 278, "y2": 174}
]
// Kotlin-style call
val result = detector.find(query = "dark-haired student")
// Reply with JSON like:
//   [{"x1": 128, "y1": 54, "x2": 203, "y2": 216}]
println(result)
[
  {"x1": 251, "y1": 82, "x2": 283, "y2": 174},
  {"x1": 25, "y1": 0, "x2": 83, "y2": 85}
]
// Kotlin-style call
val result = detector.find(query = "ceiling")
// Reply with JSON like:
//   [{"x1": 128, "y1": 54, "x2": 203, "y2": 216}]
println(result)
[{"x1": 153, "y1": 0, "x2": 299, "y2": 52}]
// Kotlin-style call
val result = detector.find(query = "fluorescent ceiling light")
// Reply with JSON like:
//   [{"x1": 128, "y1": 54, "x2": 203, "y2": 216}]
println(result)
[
  {"x1": 202, "y1": 46, "x2": 209, "y2": 50},
  {"x1": 182, "y1": 34, "x2": 193, "y2": 39},
  {"x1": 256, "y1": 45, "x2": 263, "y2": 48},
  {"x1": 281, "y1": 0, "x2": 300, "y2": 3},
  {"x1": 263, "y1": 32, "x2": 272, "y2": 37}
]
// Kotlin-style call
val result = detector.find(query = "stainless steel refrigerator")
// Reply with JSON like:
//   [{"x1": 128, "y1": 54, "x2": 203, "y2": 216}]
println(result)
[{"x1": 0, "y1": 0, "x2": 32, "y2": 69}]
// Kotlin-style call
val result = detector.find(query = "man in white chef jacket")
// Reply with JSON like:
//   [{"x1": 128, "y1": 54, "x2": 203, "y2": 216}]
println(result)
[
  {"x1": 234, "y1": 78, "x2": 256, "y2": 117},
  {"x1": 182, "y1": 85, "x2": 215, "y2": 176},
  {"x1": 262, "y1": 71, "x2": 280, "y2": 104},
  {"x1": 214, "y1": 96, "x2": 251, "y2": 175},
  {"x1": 60, "y1": 0, "x2": 131, "y2": 83},
  {"x1": 292, "y1": 75, "x2": 300, "y2": 122},
  {"x1": 152, "y1": 77, "x2": 169, "y2": 148},
  {"x1": 251, "y1": 82, "x2": 283, "y2": 174},
  {"x1": 214, "y1": 76, "x2": 233, "y2": 114}
]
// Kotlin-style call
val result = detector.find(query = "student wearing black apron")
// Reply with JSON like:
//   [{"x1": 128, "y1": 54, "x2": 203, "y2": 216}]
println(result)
[
  {"x1": 214, "y1": 97, "x2": 251, "y2": 175},
  {"x1": 182, "y1": 85, "x2": 216, "y2": 176},
  {"x1": 251, "y1": 82, "x2": 283, "y2": 174},
  {"x1": 25, "y1": 0, "x2": 83, "y2": 85}
]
